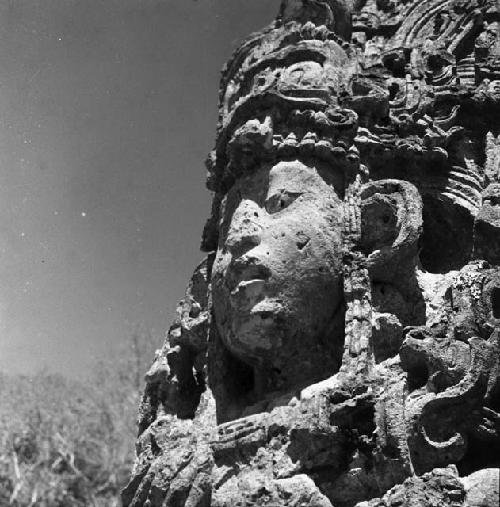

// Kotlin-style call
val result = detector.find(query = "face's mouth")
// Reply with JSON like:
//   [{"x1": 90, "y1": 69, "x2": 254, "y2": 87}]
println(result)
[
  {"x1": 231, "y1": 279, "x2": 266, "y2": 295},
  {"x1": 225, "y1": 259, "x2": 272, "y2": 294}
]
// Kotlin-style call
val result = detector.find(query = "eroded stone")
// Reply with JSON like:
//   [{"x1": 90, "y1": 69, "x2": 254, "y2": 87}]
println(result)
[{"x1": 123, "y1": 1, "x2": 500, "y2": 506}]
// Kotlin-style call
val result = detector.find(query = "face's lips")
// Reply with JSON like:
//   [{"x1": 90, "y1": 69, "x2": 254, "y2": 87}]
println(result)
[
  {"x1": 230, "y1": 279, "x2": 266, "y2": 298},
  {"x1": 225, "y1": 258, "x2": 272, "y2": 293}
]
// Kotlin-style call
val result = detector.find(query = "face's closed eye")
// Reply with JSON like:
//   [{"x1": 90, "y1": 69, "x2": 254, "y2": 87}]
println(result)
[{"x1": 265, "y1": 190, "x2": 302, "y2": 214}]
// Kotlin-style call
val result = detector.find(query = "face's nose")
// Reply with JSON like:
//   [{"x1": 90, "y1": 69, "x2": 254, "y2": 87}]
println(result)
[{"x1": 225, "y1": 199, "x2": 263, "y2": 257}]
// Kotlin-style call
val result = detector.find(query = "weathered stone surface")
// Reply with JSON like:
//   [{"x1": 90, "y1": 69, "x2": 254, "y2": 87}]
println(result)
[
  {"x1": 463, "y1": 469, "x2": 500, "y2": 507},
  {"x1": 355, "y1": 467, "x2": 500, "y2": 507},
  {"x1": 123, "y1": 1, "x2": 500, "y2": 506}
]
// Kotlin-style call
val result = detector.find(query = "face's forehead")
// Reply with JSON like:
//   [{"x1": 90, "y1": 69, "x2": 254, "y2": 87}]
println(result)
[
  {"x1": 268, "y1": 160, "x2": 326, "y2": 195},
  {"x1": 226, "y1": 160, "x2": 343, "y2": 204}
]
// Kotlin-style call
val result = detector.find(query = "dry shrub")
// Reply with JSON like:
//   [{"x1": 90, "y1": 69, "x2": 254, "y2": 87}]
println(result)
[{"x1": 0, "y1": 327, "x2": 160, "y2": 506}]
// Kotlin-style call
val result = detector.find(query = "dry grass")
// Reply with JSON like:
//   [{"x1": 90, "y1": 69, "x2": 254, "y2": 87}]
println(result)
[{"x1": 0, "y1": 328, "x2": 159, "y2": 506}]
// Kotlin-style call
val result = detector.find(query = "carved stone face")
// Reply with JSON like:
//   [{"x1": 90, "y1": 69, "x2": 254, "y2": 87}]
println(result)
[{"x1": 212, "y1": 160, "x2": 344, "y2": 379}]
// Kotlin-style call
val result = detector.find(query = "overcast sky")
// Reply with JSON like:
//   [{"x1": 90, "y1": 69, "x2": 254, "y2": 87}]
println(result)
[{"x1": 0, "y1": 0, "x2": 280, "y2": 377}]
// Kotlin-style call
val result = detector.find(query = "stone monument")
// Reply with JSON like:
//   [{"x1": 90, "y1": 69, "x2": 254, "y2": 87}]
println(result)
[{"x1": 123, "y1": 1, "x2": 500, "y2": 505}]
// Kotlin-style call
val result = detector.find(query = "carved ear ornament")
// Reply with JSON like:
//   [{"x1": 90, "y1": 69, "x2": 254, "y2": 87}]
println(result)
[{"x1": 357, "y1": 179, "x2": 423, "y2": 280}]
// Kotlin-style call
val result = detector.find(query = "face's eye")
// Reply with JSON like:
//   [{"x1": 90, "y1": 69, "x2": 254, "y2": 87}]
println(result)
[{"x1": 265, "y1": 190, "x2": 302, "y2": 214}]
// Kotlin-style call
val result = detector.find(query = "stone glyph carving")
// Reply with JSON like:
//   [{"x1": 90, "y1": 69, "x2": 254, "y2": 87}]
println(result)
[{"x1": 123, "y1": 1, "x2": 500, "y2": 506}]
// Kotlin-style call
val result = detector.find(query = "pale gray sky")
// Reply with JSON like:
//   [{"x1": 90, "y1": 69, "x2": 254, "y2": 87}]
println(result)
[{"x1": 0, "y1": 0, "x2": 280, "y2": 377}]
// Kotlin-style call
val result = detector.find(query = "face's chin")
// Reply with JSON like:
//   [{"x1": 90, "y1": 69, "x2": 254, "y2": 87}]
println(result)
[{"x1": 227, "y1": 297, "x2": 287, "y2": 363}]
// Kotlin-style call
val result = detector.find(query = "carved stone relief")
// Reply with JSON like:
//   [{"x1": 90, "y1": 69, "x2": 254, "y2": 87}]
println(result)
[{"x1": 123, "y1": 2, "x2": 500, "y2": 506}]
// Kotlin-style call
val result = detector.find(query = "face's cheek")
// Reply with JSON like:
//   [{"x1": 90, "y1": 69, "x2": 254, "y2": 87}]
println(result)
[
  {"x1": 212, "y1": 211, "x2": 235, "y2": 334},
  {"x1": 263, "y1": 199, "x2": 343, "y2": 325},
  {"x1": 212, "y1": 253, "x2": 228, "y2": 300},
  {"x1": 212, "y1": 237, "x2": 236, "y2": 314},
  {"x1": 272, "y1": 199, "x2": 341, "y2": 271}
]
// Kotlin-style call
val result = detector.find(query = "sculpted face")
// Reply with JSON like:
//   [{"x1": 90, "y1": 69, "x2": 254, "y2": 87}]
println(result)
[{"x1": 212, "y1": 160, "x2": 344, "y2": 381}]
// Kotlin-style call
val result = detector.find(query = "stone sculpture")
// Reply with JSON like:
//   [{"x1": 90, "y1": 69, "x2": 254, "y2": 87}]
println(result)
[{"x1": 122, "y1": 1, "x2": 500, "y2": 505}]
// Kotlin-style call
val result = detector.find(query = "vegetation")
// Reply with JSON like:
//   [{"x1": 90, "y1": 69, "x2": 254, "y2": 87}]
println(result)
[{"x1": 0, "y1": 328, "x2": 160, "y2": 506}]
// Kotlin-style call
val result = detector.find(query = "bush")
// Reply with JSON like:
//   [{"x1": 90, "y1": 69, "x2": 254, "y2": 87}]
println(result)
[{"x1": 0, "y1": 328, "x2": 160, "y2": 506}]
